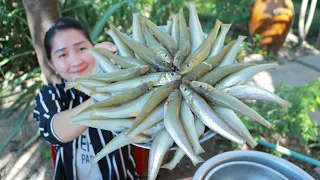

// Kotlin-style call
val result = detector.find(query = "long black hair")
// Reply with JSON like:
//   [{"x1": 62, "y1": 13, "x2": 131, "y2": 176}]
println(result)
[{"x1": 44, "y1": 17, "x2": 92, "y2": 61}]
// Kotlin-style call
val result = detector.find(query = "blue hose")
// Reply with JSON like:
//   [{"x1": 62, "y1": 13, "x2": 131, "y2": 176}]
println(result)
[{"x1": 257, "y1": 139, "x2": 320, "y2": 167}]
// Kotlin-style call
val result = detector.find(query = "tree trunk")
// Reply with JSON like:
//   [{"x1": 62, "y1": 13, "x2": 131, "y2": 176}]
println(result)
[
  {"x1": 23, "y1": 0, "x2": 61, "y2": 84},
  {"x1": 298, "y1": 0, "x2": 308, "y2": 46},
  {"x1": 304, "y1": 0, "x2": 318, "y2": 37},
  {"x1": 298, "y1": 0, "x2": 318, "y2": 46},
  {"x1": 316, "y1": 29, "x2": 320, "y2": 50}
]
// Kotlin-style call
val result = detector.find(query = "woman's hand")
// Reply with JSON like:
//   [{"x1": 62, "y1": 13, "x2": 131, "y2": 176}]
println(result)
[
  {"x1": 87, "y1": 41, "x2": 118, "y2": 73},
  {"x1": 94, "y1": 41, "x2": 118, "y2": 53}
]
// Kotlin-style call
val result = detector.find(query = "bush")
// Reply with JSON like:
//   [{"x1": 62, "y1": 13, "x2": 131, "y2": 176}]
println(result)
[{"x1": 243, "y1": 78, "x2": 320, "y2": 144}]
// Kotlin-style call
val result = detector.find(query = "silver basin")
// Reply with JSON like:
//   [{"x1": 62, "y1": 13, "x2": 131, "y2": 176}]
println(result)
[
  {"x1": 204, "y1": 161, "x2": 289, "y2": 180},
  {"x1": 193, "y1": 150, "x2": 314, "y2": 180}
]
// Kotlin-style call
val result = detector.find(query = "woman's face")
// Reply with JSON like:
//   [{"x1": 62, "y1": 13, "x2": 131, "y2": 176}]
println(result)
[{"x1": 48, "y1": 29, "x2": 95, "y2": 81}]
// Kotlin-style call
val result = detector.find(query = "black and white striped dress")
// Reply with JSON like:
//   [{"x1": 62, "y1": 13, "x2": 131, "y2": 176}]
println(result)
[{"x1": 33, "y1": 79, "x2": 140, "y2": 180}]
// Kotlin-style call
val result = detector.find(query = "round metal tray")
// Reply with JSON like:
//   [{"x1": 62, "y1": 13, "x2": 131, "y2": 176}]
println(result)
[{"x1": 193, "y1": 150, "x2": 314, "y2": 180}]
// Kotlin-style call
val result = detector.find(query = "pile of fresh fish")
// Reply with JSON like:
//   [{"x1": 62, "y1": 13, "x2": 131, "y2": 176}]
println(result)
[{"x1": 67, "y1": 2, "x2": 291, "y2": 180}]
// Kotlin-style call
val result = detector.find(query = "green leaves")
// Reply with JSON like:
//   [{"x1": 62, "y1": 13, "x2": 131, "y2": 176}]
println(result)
[
  {"x1": 0, "y1": 51, "x2": 34, "y2": 67},
  {"x1": 90, "y1": 0, "x2": 129, "y2": 41},
  {"x1": 243, "y1": 78, "x2": 320, "y2": 144}
]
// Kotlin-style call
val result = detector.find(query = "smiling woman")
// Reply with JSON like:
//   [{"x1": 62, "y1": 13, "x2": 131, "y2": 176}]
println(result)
[
  {"x1": 33, "y1": 17, "x2": 140, "y2": 180},
  {"x1": 49, "y1": 29, "x2": 95, "y2": 81}
]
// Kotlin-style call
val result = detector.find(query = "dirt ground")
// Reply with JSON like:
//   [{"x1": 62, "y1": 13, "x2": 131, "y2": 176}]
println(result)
[
  {"x1": 0, "y1": 34, "x2": 319, "y2": 180},
  {"x1": 0, "y1": 109, "x2": 54, "y2": 180}
]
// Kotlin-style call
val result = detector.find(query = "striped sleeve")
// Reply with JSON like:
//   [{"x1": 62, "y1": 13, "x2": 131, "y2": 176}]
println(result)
[{"x1": 33, "y1": 84, "x2": 68, "y2": 146}]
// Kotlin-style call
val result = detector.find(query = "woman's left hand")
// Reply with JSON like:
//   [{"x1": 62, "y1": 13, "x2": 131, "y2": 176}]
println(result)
[{"x1": 94, "y1": 41, "x2": 118, "y2": 53}]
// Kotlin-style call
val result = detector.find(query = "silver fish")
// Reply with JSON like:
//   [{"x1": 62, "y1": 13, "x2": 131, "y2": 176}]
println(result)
[
  {"x1": 223, "y1": 85, "x2": 292, "y2": 108},
  {"x1": 215, "y1": 62, "x2": 279, "y2": 90},
  {"x1": 132, "y1": 13, "x2": 146, "y2": 45},
  {"x1": 213, "y1": 106, "x2": 257, "y2": 148},
  {"x1": 95, "y1": 72, "x2": 181, "y2": 93},
  {"x1": 142, "y1": 20, "x2": 173, "y2": 64},
  {"x1": 216, "y1": 35, "x2": 247, "y2": 67},
  {"x1": 180, "y1": 84, "x2": 245, "y2": 146},
  {"x1": 164, "y1": 89, "x2": 204, "y2": 166},
  {"x1": 171, "y1": 13, "x2": 179, "y2": 49},
  {"x1": 180, "y1": 100, "x2": 204, "y2": 154},
  {"x1": 127, "y1": 102, "x2": 164, "y2": 138},
  {"x1": 92, "y1": 91, "x2": 153, "y2": 119},
  {"x1": 208, "y1": 23, "x2": 232, "y2": 58},
  {"x1": 143, "y1": 121, "x2": 165, "y2": 137},
  {"x1": 185, "y1": 1, "x2": 204, "y2": 51},
  {"x1": 148, "y1": 129, "x2": 174, "y2": 180},
  {"x1": 87, "y1": 49, "x2": 119, "y2": 73},
  {"x1": 107, "y1": 27, "x2": 135, "y2": 57},
  {"x1": 70, "y1": 117, "x2": 134, "y2": 132},
  {"x1": 128, "y1": 81, "x2": 180, "y2": 135},
  {"x1": 91, "y1": 130, "x2": 151, "y2": 164},
  {"x1": 165, "y1": 20, "x2": 173, "y2": 35},
  {"x1": 161, "y1": 119, "x2": 205, "y2": 170},
  {"x1": 73, "y1": 84, "x2": 111, "y2": 102},
  {"x1": 190, "y1": 81, "x2": 272, "y2": 128}
]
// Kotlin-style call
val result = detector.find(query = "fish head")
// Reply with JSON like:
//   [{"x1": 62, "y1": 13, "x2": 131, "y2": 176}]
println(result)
[
  {"x1": 179, "y1": 62, "x2": 192, "y2": 75},
  {"x1": 156, "y1": 50, "x2": 172, "y2": 64},
  {"x1": 136, "y1": 65, "x2": 150, "y2": 74},
  {"x1": 168, "y1": 89, "x2": 182, "y2": 101},
  {"x1": 141, "y1": 82, "x2": 154, "y2": 91},
  {"x1": 190, "y1": 81, "x2": 214, "y2": 91},
  {"x1": 179, "y1": 84, "x2": 194, "y2": 102},
  {"x1": 179, "y1": 59, "x2": 197, "y2": 75},
  {"x1": 160, "y1": 72, "x2": 181, "y2": 83}
]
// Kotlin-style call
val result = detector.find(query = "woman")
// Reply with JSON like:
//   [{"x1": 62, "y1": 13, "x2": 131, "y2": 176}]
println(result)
[{"x1": 33, "y1": 17, "x2": 140, "y2": 180}]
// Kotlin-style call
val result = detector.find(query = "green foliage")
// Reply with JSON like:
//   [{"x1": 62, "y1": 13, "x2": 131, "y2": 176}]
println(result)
[
  {"x1": 90, "y1": 0, "x2": 129, "y2": 41},
  {"x1": 41, "y1": 149, "x2": 52, "y2": 159},
  {"x1": 243, "y1": 78, "x2": 320, "y2": 144},
  {"x1": 197, "y1": 0, "x2": 254, "y2": 24},
  {"x1": 238, "y1": 34, "x2": 277, "y2": 62}
]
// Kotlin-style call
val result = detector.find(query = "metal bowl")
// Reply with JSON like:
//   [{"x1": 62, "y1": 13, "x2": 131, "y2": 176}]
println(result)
[
  {"x1": 204, "y1": 161, "x2": 289, "y2": 180},
  {"x1": 193, "y1": 150, "x2": 314, "y2": 180}
]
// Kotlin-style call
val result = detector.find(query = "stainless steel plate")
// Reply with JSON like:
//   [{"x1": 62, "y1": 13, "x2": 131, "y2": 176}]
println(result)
[
  {"x1": 193, "y1": 150, "x2": 314, "y2": 180},
  {"x1": 204, "y1": 161, "x2": 288, "y2": 180}
]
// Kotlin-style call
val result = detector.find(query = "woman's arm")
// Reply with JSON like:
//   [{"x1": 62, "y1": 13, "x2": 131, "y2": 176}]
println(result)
[{"x1": 52, "y1": 98, "x2": 93, "y2": 142}]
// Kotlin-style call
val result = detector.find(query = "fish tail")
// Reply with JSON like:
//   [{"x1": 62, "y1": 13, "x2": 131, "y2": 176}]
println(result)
[
  {"x1": 194, "y1": 144, "x2": 205, "y2": 155},
  {"x1": 65, "y1": 81, "x2": 77, "y2": 90},
  {"x1": 190, "y1": 155, "x2": 204, "y2": 166},
  {"x1": 247, "y1": 140, "x2": 258, "y2": 148},
  {"x1": 280, "y1": 100, "x2": 292, "y2": 109},
  {"x1": 184, "y1": 1, "x2": 194, "y2": 8},
  {"x1": 161, "y1": 163, "x2": 175, "y2": 170}
]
